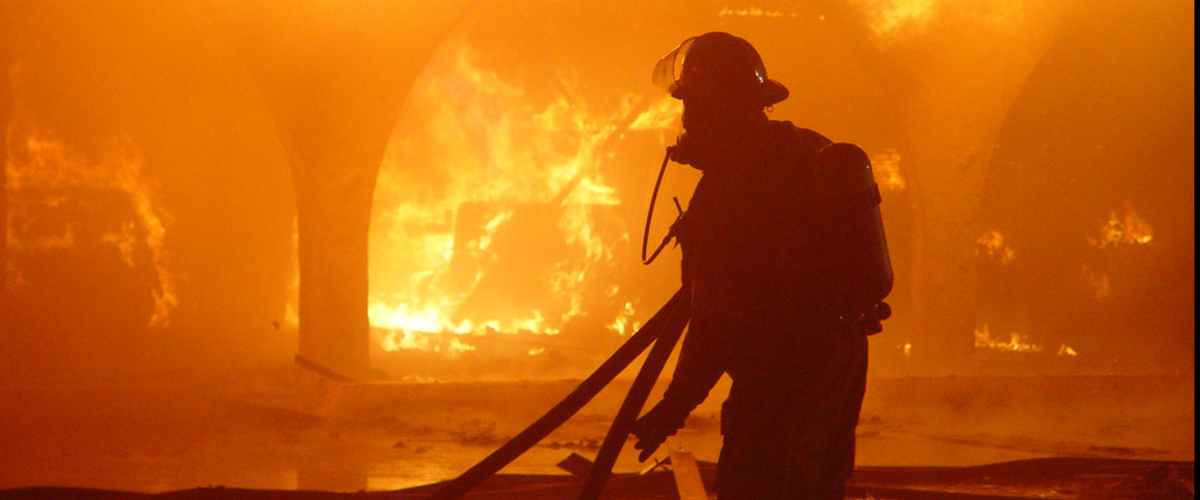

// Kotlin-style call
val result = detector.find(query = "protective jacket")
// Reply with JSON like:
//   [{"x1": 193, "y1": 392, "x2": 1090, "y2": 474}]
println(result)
[
  {"x1": 661, "y1": 119, "x2": 870, "y2": 500},
  {"x1": 665, "y1": 119, "x2": 831, "y2": 405}
]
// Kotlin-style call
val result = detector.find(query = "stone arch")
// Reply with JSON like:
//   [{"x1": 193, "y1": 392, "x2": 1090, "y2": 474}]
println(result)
[
  {"x1": 366, "y1": 0, "x2": 916, "y2": 377},
  {"x1": 978, "y1": 0, "x2": 1193, "y2": 371}
]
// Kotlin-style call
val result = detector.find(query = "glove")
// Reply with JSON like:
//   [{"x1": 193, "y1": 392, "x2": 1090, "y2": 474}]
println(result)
[{"x1": 630, "y1": 400, "x2": 691, "y2": 462}]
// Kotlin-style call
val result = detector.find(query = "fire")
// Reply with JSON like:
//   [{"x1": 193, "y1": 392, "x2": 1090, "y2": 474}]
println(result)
[
  {"x1": 976, "y1": 230, "x2": 1016, "y2": 265},
  {"x1": 628, "y1": 97, "x2": 682, "y2": 133},
  {"x1": 852, "y1": 0, "x2": 938, "y2": 45},
  {"x1": 973, "y1": 324, "x2": 1041, "y2": 353},
  {"x1": 718, "y1": 7, "x2": 787, "y2": 18},
  {"x1": 5, "y1": 120, "x2": 177, "y2": 326},
  {"x1": 607, "y1": 301, "x2": 642, "y2": 336},
  {"x1": 851, "y1": 0, "x2": 1024, "y2": 47},
  {"x1": 1057, "y1": 343, "x2": 1079, "y2": 357},
  {"x1": 367, "y1": 40, "x2": 663, "y2": 353},
  {"x1": 1091, "y1": 201, "x2": 1154, "y2": 248},
  {"x1": 871, "y1": 149, "x2": 906, "y2": 192}
]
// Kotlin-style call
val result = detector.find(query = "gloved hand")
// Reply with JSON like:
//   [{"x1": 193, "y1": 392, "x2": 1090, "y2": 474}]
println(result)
[{"x1": 630, "y1": 400, "x2": 692, "y2": 462}]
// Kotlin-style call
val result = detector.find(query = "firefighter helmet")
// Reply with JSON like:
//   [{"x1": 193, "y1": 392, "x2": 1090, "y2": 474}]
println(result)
[{"x1": 652, "y1": 32, "x2": 789, "y2": 106}]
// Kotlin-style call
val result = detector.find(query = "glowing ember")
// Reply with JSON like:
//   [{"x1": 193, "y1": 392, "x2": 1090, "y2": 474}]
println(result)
[
  {"x1": 718, "y1": 7, "x2": 787, "y2": 18},
  {"x1": 871, "y1": 149, "x2": 906, "y2": 192},
  {"x1": 974, "y1": 324, "x2": 1041, "y2": 353},
  {"x1": 628, "y1": 97, "x2": 682, "y2": 133},
  {"x1": 6, "y1": 121, "x2": 177, "y2": 326},
  {"x1": 607, "y1": 301, "x2": 641, "y2": 336},
  {"x1": 852, "y1": 0, "x2": 938, "y2": 45},
  {"x1": 1091, "y1": 201, "x2": 1154, "y2": 248},
  {"x1": 851, "y1": 0, "x2": 1023, "y2": 47},
  {"x1": 976, "y1": 230, "x2": 1016, "y2": 265}
]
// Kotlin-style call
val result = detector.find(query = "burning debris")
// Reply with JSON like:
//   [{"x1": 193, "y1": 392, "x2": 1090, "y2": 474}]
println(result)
[
  {"x1": 973, "y1": 325, "x2": 1081, "y2": 358},
  {"x1": 1057, "y1": 343, "x2": 1078, "y2": 357},
  {"x1": 5, "y1": 119, "x2": 177, "y2": 327},
  {"x1": 852, "y1": 0, "x2": 940, "y2": 46},
  {"x1": 976, "y1": 230, "x2": 1016, "y2": 265},
  {"x1": 973, "y1": 324, "x2": 1041, "y2": 353},
  {"x1": 718, "y1": 7, "x2": 789, "y2": 18},
  {"x1": 871, "y1": 149, "x2": 907, "y2": 192},
  {"x1": 363, "y1": 40, "x2": 674, "y2": 364},
  {"x1": 852, "y1": 0, "x2": 1026, "y2": 48},
  {"x1": 1083, "y1": 201, "x2": 1156, "y2": 302},
  {"x1": 899, "y1": 342, "x2": 913, "y2": 359},
  {"x1": 1092, "y1": 201, "x2": 1154, "y2": 249}
]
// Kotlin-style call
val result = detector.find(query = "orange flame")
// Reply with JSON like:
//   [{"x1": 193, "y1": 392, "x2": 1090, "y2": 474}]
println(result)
[
  {"x1": 6, "y1": 122, "x2": 177, "y2": 326},
  {"x1": 974, "y1": 324, "x2": 1041, "y2": 353},
  {"x1": 1092, "y1": 201, "x2": 1154, "y2": 248},
  {"x1": 851, "y1": 0, "x2": 1024, "y2": 47},
  {"x1": 871, "y1": 149, "x2": 906, "y2": 192},
  {"x1": 976, "y1": 230, "x2": 1016, "y2": 265},
  {"x1": 367, "y1": 41, "x2": 664, "y2": 352},
  {"x1": 852, "y1": 0, "x2": 938, "y2": 45}
]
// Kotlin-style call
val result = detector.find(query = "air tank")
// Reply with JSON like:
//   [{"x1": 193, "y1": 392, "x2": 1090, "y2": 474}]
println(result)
[{"x1": 812, "y1": 143, "x2": 894, "y2": 318}]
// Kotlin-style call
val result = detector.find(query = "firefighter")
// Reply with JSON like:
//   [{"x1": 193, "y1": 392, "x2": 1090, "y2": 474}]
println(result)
[{"x1": 631, "y1": 32, "x2": 885, "y2": 500}]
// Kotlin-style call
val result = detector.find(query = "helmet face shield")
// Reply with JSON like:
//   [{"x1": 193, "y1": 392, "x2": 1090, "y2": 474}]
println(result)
[
  {"x1": 651, "y1": 32, "x2": 788, "y2": 106},
  {"x1": 652, "y1": 36, "x2": 696, "y2": 96}
]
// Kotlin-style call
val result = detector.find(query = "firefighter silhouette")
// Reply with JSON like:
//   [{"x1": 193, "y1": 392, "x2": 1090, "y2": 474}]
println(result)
[{"x1": 632, "y1": 32, "x2": 892, "y2": 500}]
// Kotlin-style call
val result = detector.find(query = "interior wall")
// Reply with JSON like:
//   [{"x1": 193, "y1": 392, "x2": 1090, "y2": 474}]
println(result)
[
  {"x1": 2, "y1": 1, "x2": 296, "y2": 381},
  {"x1": 978, "y1": 0, "x2": 1195, "y2": 374},
  {"x1": 0, "y1": 0, "x2": 1191, "y2": 382}
]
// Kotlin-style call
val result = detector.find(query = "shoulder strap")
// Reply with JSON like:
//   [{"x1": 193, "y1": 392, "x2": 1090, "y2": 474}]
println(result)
[{"x1": 782, "y1": 122, "x2": 833, "y2": 165}]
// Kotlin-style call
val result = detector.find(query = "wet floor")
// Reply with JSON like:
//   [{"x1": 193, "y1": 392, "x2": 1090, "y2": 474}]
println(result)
[{"x1": 0, "y1": 372, "x2": 1192, "y2": 493}]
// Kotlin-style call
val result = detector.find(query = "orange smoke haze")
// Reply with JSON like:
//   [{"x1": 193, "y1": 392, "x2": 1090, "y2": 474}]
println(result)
[
  {"x1": 0, "y1": 0, "x2": 1193, "y2": 379},
  {"x1": 0, "y1": 0, "x2": 1192, "y2": 495}
]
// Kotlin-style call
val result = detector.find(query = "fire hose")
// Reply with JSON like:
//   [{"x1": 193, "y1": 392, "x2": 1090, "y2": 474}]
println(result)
[{"x1": 425, "y1": 287, "x2": 691, "y2": 500}]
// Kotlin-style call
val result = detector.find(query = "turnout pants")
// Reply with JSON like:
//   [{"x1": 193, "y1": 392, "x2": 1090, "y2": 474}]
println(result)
[{"x1": 717, "y1": 330, "x2": 869, "y2": 500}]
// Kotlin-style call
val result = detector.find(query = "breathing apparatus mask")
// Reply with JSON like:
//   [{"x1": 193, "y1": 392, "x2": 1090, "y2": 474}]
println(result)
[{"x1": 641, "y1": 32, "x2": 789, "y2": 265}]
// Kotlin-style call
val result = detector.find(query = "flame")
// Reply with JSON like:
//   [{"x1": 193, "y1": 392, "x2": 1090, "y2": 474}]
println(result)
[
  {"x1": 976, "y1": 230, "x2": 1016, "y2": 265},
  {"x1": 367, "y1": 40, "x2": 663, "y2": 353},
  {"x1": 607, "y1": 301, "x2": 641, "y2": 336},
  {"x1": 1057, "y1": 343, "x2": 1078, "y2": 357},
  {"x1": 283, "y1": 220, "x2": 300, "y2": 326},
  {"x1": 718, "y1": 7, "x2": 787, "y2": 18},
  {"x1": 974, "y1": 324, "x2": 1041, "y2": 353},
  {"x1": 852, "y1": 0, "x2": 938, "y2": 45},
  {"x1": 1091, "y1": 201, "x2": 1154, "y2": 248},
  {"x1": 628, "y1": 97, "x2": 682, "y2": 132},
  {"x1": 871, "y1": 149, "x2": 906, "y2": 192},
  {"x1": 5, "y1": 121, "x2": 177, "y2": 326},
  {"x1": 851, "y1": 0, "x2": 1023, "y2": 47}
]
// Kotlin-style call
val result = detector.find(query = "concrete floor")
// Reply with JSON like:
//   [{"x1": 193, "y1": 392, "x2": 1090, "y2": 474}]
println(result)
[{"x1": 0, "y1": 371, "x2": 1192, "y2": 493}]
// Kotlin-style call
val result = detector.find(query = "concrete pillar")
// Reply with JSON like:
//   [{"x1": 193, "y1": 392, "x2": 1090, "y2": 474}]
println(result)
[
  {"x1": 205, "y1": 1, "x2": 473, "y2": 378},
  {"x1": 889, "y1": 1, "x2": 1068, "y2": 370},
  {"x1": 1, "y1": 11, "x2": 14, "y2": 306}
]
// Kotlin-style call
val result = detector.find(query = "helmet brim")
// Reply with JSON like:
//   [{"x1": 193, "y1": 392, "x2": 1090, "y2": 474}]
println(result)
[
  {"x1": 671, "y1": 79, "x2": 789, "y2": 106},
  {"x1": 653, "y1": 33, "x2": 790, "y2": 107}
]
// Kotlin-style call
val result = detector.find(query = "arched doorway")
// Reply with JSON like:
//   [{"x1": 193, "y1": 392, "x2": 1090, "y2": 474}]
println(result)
[
  {"x1": 978, "y1": 0, "x2": 1193, "y2": 374},
  {"x1": 366, "y1": 0, "x2": 915, "y2": 380}
]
